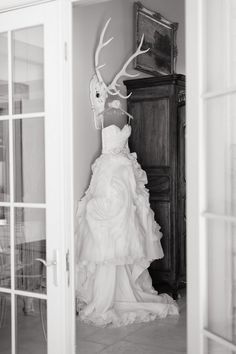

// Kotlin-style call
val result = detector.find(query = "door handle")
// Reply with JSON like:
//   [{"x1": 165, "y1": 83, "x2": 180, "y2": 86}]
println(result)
[
  {"x1": 36, "y1": 258, "x2": 57, "y2": 267},
  {"x1": 36, "y1": 249, "x2": 59, "y2": 286}
]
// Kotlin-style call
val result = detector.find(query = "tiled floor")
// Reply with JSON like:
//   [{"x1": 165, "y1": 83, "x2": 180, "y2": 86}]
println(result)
[
  {"x1": 76, "y1": 292, "x2": 186, "y2": 354},
  {"x1": 0, "y1": 291, "x2": 186, "y2": 354}
]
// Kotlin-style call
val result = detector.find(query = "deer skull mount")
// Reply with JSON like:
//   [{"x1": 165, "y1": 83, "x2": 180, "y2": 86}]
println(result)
[
  {"x1": 89, "y1": 75, "x2": 108, "y2": 122},
  {"x1": 90, "y1": 18, "x2": 149, "y2": 129}
]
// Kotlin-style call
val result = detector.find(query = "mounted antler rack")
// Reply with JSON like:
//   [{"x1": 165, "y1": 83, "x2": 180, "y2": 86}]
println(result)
[{"x1": 89, "y1": 18, "x2": 149, "y2": 129}]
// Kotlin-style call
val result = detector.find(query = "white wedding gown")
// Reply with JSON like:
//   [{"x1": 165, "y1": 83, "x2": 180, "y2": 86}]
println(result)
[{"x1": 75, "y1": 123, "x2": 179, "y2": 327}]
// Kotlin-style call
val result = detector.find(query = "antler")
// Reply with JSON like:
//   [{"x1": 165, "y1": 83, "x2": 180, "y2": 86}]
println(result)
[
  {"x1": 95, "y1": 18, "x2": 118, "y2": 96},
  {"x1": 94, "y1": 20, "x2": 149, "y2": 99},
  {"x1": 108, "y1": 34, "x2": 150, "y2": 99}
]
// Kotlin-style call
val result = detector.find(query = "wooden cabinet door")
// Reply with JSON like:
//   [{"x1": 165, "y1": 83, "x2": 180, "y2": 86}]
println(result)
[{"x1": 128, "y1": 86, "x2": 175, "y2": 286}]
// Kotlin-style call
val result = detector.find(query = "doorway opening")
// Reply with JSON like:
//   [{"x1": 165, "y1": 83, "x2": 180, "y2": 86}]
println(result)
[{"x1": 73, "y1": 1, "x2": 186, "y2": 353}]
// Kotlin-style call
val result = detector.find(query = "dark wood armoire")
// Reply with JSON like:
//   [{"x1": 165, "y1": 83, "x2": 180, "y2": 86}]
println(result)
[{"x1": 124, "y1": 74, "x2": 186, "y2": 298}]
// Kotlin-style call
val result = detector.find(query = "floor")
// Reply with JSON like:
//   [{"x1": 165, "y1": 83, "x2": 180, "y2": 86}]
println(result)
[
  {"x1": 0, "y1": 291, "x2": 186, "y2": 354},
  {"x1": 76, "y1": 292, "x2": 186, "y2": 354},
  {"x1": 0, "y1": 295, "x2": 47, "y2": 354}
]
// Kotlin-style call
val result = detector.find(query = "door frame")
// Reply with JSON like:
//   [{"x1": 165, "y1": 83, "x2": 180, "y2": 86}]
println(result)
[
  {"x1": 62, "y1": 0, "x2": 202, "y2": 353},
  {"x1": 58, "y1": 0, "x2": 75, "y2": 353},
  {"x1": 186, "y1": 0, "x2": 204, "y2": 353}
]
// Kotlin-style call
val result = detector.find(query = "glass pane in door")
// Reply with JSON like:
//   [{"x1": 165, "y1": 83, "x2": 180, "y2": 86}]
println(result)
[
  {"x1": 13, "y1": 118, "x2": 45, "y2": 203},
  {"x1": 0, "y1": 33, "x2": 8, "y2": 116},
  {"x1": 15, "y1": 208, "x2": 46, "y2": 294},
  {"x1": 206, "y1": 219, "x2": 236, "y2": 345},
  {"x1": 0, "y1": 292, "x2": 11, "y2": 354},
  {"x1": 205, "y1": 338, "x2": 233, "y2": 354},
  {"x1": 16, "y1": 295, "x2": 47, "y2": 354},
  {"x1": 229, "y1": 0, "x2": 236, "y2": 87},
  {"x1": 205, "y1": 0, "x2": 232, "y2": 91},
  {"x1": 12, "y1": 26, "x2": 44, "y2": 114},
  {"x1": 0, "y1": 208, "x2": 10, "y2": 289},
  {"x1": 205, "y1": 94, "x2": 236, "y2": 216}
]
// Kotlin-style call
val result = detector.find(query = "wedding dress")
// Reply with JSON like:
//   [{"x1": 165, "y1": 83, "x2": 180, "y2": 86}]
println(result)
[{"x1": 75, "y1": 123, "x2": 179, "y2": 327}]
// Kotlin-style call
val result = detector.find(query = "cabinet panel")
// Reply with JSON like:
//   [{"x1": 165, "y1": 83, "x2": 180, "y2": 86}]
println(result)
[
  {"x1": 130, "y1": 98, "x2": 169, "y2": 166},
  {"x1": 146, "y1": 167, "x2": 170, "y2": 200},
  {"x1": 149, "y1": 201, "x2": 171, "y2": 273}
]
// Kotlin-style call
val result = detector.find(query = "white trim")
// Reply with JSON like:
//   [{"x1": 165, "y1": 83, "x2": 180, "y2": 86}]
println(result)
[
  {"x1": 71, "y1": 0, "x2": 111, "y2": 5},
  {"x1": 186, "y1": 0, "x2": 205, "y2": 352},
  {"x1": 42, "y1": 2, "x2": 68, "y2": 352},
  {"x1": 198, "y1": 1, "x2": 207, "y2": 353},
  {"x1": 0, "y1": 112, "x2": 45, "y2": 120},
  {"x1": 225, "y1": 3, "x2": 234, "y2": 345},
  {"x1": 15, "y1": 290, "x2": 47, "y2": 300},
  {"x1": 0, "y1": 287, "x2": 47, "y2": 300},
  {"x1": 204, "y1": 329, "x2": 236, "y2": 352},
  {"x1": 0, "y1": 287, "x2": 11, "y2": 294},
  {"x1": 7, "y1": 31, "x2": 12, "y2": 117},
  {"x1": 202, "y1": 86, "x2": 236, "y2": 100},
  {"x1": 0, "y1": 202, "x2": 11, "y2": 207},
  {"x1": 0, "y1": 0, "x2": 55, "y2": 14},
  {"x1": 58, "y1": 1, "x2": 75, "y2": 353},
  {"x1": 9, "y1": 128, "x2": 15, "y2": 354},
  {"x1": 8, "y1": 27, "x2": 16, "y2": 354},
  {"x1": 0, "y1": 202, "x2": 46, "y2": 207},
  {"x1": 0, "y1": 116, "x2": 10, "y2": 121},
  {"x1": 201, "y1": 212, "x2": 236, "y2": 223},
  {"x1": 14, "y1": 203, "x2": 46, "y2": 208},
  {"x1": 12, "y1": 112, "x2": 45, "y2": 119}
]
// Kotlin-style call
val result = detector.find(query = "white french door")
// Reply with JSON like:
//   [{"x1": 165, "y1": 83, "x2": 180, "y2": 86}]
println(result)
[
  {"x1": 187, "y1": 0, "x2": 236, "y2": 353},
  {"x1": 0, "y1": 2, "x2": 74, "y2": 354}
]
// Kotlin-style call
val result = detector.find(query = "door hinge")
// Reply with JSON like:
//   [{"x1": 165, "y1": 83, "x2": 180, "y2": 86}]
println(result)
[
  {"x1": 66, "y1": 249, "x2": 70, "y2": 286},
  {"x1": 64, "y1": 42, "x2": 68, "y2": 61}
]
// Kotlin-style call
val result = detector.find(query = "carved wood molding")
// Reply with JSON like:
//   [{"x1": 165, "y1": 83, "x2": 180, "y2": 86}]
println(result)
[{"x1": 178, "y1": 90, "x2": 185, "y2": 104}]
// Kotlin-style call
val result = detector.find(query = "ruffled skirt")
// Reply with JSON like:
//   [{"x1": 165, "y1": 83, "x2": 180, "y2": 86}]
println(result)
[{"x1": 75, "y1": 151, "x2": 178, "y2": 327}]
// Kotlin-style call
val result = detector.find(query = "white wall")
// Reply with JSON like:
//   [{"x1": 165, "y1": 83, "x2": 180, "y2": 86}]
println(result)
[
  {"x1": 73, "y1": 0, "x2": 185, "y2": 204},
  {"x1": 0, "y1": 0, "x2": 45, "y2": 11}
]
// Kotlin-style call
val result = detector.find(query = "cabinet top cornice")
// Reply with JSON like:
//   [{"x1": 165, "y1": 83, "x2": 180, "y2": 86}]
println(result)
[{"x1": 124, "y1": 74, "x2": 185, "y2": 90}]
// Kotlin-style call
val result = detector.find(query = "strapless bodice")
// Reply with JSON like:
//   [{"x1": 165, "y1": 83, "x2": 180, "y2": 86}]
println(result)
[{"x1": 102, "y1": 124, "x2": 131, "y2": 154}]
